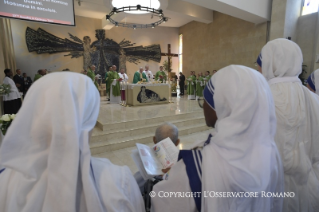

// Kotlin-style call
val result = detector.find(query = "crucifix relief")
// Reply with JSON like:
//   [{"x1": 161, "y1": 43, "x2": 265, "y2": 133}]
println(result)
[{"x1": 161, "y1": 44, "x2": 178, "y2": 72}]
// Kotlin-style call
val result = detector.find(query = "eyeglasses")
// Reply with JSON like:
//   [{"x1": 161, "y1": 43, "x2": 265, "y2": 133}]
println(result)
[{"x1": 197, "y1": 97, "x2": 204, "y2": 108}]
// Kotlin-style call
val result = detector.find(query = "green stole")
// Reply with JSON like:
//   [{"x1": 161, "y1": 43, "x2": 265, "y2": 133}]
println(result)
[
  {"x1": 109, "y1": 71, "x2": 121, "y2": 96},
  {"x1": 196, "y1": 76, "x2": 204, "y2": 97},
  {"x1": 155, "y1": 71, "x2": 167, "y2": 82},
  {"x1": 187, "y1": 75, "x2": 196, "y2": 95}
]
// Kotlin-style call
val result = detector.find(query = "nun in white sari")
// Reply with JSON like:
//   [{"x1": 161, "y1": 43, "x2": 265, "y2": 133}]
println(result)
[
  {"x1": 258, "y1": 38, "x2": 319, "y2": 212},
  {"x1": 0, "y1": 72, "x2": 145, "y2": 212},
  {"x1": 151, "y1": 65, "x2": 283, "y2": 212},
  {"x1": 306, "y1": 69, "x2": 319, "y2": 95}
]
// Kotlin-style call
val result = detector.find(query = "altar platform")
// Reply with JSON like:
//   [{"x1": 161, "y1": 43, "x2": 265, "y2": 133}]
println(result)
[{"x1": 90, "y1": 96, "x2": 210, "y2": 163}]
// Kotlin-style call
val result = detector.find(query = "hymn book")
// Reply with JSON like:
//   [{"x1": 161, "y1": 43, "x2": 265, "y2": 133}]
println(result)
[{"x1": 131, "y1": 137, "x2": 180, "y2": 180}]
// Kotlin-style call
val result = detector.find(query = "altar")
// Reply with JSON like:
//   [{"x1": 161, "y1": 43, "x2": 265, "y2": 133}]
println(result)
[{"x1": 126, "y1": 83, "x2": 170, "y2": 106}]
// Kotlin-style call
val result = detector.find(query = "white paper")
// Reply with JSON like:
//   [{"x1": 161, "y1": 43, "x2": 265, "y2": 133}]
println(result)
[
  {"x1": 132, "y1": 138, "x2": 180, "y2": 179},
  {"x1": 136, "y1": 143, "x2": 163, "y2": 176}
]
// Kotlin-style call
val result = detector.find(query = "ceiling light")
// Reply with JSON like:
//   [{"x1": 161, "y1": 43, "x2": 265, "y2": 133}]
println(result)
[{"x1": 112, "y1": 0, "x2": 160, "y2": 14}]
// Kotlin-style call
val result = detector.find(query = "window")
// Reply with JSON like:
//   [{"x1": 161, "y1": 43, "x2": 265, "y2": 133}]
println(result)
[
  {"x1": 179, "y1": 34, "x2": 183, "y2": 73},
  {"x1": 302, "y1": 0, "x2": 319, "y2": 15}
]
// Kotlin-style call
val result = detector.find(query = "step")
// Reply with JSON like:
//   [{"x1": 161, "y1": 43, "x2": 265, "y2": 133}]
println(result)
[
  {"x1": 96, "y1": 110, "x2": 204, "y2": 132},
  {"x1": 90, "y1": 123, "x2": 210, "y2": 155},
  {"x1": 91, "y1": 116, "x2": 205, "y2": 143}
]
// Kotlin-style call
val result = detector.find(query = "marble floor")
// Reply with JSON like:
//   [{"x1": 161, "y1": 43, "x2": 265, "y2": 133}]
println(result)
[
  {"x1": 93, "y1": 92, "x2": 212, "y2": 174},
  {"x1": 94, "y1": 129, "x2": 212, "y2": 174},
  {"x1": 97, "y1": 92, "x2": 202, "y2": 125}
]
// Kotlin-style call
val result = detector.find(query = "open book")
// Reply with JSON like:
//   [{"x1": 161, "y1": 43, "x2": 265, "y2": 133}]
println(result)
[{"x1": 131, "y1": 137, "x2": 180, "y2": 180}]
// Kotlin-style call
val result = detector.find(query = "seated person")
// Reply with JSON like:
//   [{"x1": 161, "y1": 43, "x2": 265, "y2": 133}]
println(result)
[
  {"x1": 307, "y1": 69, "x2": 319, "y2": 95},
  {"x1": 134, "y1": 122, "x2": 180, "y2": 191},
  {"x1": 151, "y1": 65, "x2": 284, "y2": 212},
  {"x1": 0, "y1": 72, "x2": 145, "y2": 212}
]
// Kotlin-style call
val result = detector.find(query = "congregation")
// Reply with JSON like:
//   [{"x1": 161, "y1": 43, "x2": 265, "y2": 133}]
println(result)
[{"x1": 1, "y1": 38, "x2": 319, "y2": 212}]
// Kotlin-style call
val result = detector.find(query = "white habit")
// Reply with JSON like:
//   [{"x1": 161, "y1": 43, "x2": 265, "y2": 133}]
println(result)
[
  {"x1": 0, "y1": 72, "x2": 145, "y2": 212},
  {"x1": 151, "y1": 65, "x2": 283, "y2": 212},
  {"x1": 261, "y1": 38, "x2": 319, "y2": 212}
]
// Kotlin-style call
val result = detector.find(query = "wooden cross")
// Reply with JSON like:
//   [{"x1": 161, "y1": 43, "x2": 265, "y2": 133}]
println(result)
[{"x1": 161, "y1": 44, "x2": 179, "y2": 72}]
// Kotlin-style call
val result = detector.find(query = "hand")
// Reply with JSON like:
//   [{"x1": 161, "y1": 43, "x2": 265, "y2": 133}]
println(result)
[
  {"x1": 162, "y1": 167, "x2": 171, "y2": 174},
  {"x1": 118, "y1": 78, "x2": 123, "y2": 81},
  {"x1": 16, "y1": 83, "x2": 21, "y2": 87}
]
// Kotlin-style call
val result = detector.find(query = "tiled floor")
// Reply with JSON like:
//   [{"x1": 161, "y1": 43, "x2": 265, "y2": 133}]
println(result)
[{"x1": 94, "y1": 129, "x2": 212, "y2": 174}]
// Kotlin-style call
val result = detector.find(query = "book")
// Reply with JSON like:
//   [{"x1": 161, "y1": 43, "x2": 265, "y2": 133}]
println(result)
[{"x1": 131, "y1": 137, "x2": 180, "y2": 180}]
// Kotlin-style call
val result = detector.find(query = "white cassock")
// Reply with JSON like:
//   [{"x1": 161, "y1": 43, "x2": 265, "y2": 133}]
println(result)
[
  {"x1": 0, "y1": 72, "x2": 145, "y2": 212},
  {"x1": 143, "y1": 70, "x2": 153, "y2": 82},
  {"x1": 261, "y1": 39, "x2": 319, "y2": 212},
  {"x1": 151, "y1": 65, "x2": 283, "y2": 212},
  {"x1": 118, "y1": 73, "x2": 129, "y2": 83}
]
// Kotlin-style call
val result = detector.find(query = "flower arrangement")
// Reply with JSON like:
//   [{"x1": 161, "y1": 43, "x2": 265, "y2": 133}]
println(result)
[
  {"x1": 0, "y1": 84, "x2": 11, "y2": 95},
  {"x1": 0, "y1": 114, "x2": 16, "y2": 135}
]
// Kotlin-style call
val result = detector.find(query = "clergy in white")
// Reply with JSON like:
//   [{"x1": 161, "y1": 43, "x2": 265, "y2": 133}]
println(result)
[
  {"x1": 257, "y1": 38, "x2": 319, "y2": 212},
  {"x1": 151, "y1": 65, "x2": 283, "y2": 212},
  {"x1": 0, "y1": 72, "x2": 145, "y2": 212},
  {"x1": 143, "y1": 65, "x2": 153, "y2": 82}
]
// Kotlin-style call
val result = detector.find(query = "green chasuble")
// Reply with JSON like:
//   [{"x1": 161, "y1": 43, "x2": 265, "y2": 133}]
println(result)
[
  {"x1": 105, "y1": 71, "x2": 111, "y2": 95},
  {"x1": 87, "y1": 69, "x2": 98, "y2": 89},
  {"x1": 155, "y1": 71, "x2": 167, "y2": 83},
  {"x1": 109, "y1": 71, "x2": 121, "y2": 96},
  {"x1": 133, "y1": 71, "x2": 148, "y2": 84},
  {"x1": 196, "y1": 76, "x2": 204, "y2": 97},
  {"x1": 34, "y1": 74, "x2": 42, "y2": 82},
  {"x1": 187, "y1": 75, "x2": 196, "y2": 95}
]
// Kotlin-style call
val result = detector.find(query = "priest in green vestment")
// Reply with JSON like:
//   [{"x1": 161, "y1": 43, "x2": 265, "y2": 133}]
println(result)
[
  {"x1": 87, "y1": 65, "x2": 98, "y2": 89},
  {"x1": 34, "y1": 69, "x2": 45, "y2": 82},
  {"x1": 203, "y1": 71, "x2": 212, "y2": 87},
  {"x1": 133, "y1": 67, "x2": 148, "y2": 84},
  {"x1": 109, "y1": 65, "x2": 121, "y2": 104},
  {"x1": 187, "y1": 71, "x2": 196, "y2": 100},
  {"x1": 155, "y1": 66, "x2": 167, "y2": 83},
  {"x1": 196, "y1": 72, "x2": 204, "y2": 98},
  {"x1": 105, "y1": 67, "x2": 113, "y2": 98}
]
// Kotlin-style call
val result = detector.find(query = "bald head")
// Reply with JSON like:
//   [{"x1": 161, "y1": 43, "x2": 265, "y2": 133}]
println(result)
[{"x1": 154, "y1": 122, "x2": 179, "y2": 145}]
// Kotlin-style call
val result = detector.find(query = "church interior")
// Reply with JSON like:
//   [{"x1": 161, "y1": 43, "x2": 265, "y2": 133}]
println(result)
[{"x1": 1, "y1": 0, "x2": 319, "y2": 211}]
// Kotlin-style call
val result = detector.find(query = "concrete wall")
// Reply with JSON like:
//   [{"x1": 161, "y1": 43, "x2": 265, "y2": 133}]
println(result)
[
  {"x1": 269, "y1": 0, "x2": 302, "y2": 42},
  {"x1": 179, "y1": 11, "x2": 267, "y2": 76},
  {"x1": 296, "y1": 13, "x2": 317, "y2": 77},
  {"x1": 10, "y1": 16, "x2": 179, "y2": 81}
]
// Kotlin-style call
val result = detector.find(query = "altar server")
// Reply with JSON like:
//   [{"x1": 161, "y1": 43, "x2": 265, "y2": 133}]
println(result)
[
  {"x1": 143, "y1": 65, "x2": 153, "y2": 82},
  {"x1": 133, "y1": 67, "x2": 148, "y2": 84},
  {"x1": 306, "y1": 69, "x2": 319, "y2": 95},
  {"x1": 118, "y1": 68, "x2": 129, "y2": 82},
  {"x1": 257, "y1": 38, "x2": 319, "y2": 212},
  {"x1": 0, "y1": 72, "x2": 145, "y2": 212},
  {"x1": 151, "y1": 65, "x2": 283, "y2": 212}
]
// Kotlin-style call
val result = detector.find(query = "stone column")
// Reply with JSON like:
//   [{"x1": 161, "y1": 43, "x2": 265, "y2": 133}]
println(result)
[{"x1": 269, "y1": 0, "x2": 303, "y2": 42}]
